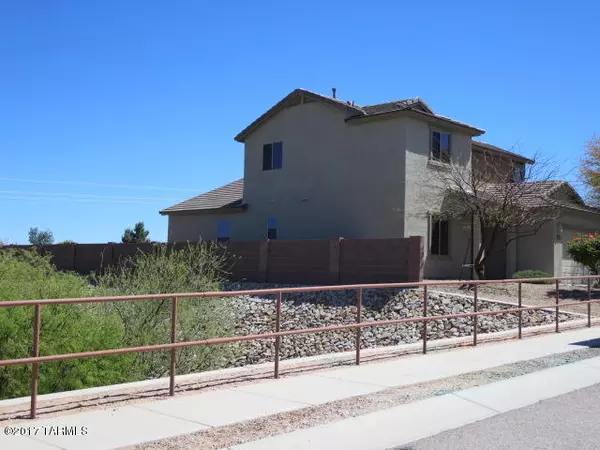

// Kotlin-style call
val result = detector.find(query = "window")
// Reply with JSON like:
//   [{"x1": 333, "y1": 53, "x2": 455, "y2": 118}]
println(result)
[
  {"x1": 262, "y1": 142, "x2": 283, "y2": 171},
  {"x1": 512, "y1": 164, "x2": 525, "y2": 183},
  {"x1": 430, "y1": 215, "x2": 449, "y2": 255},
  {"x1": 216, "y1": 220, "x2": 230, "y2": 243},
  {"x1": 431, "y1": 131, "x2": 451, "y2": 164},
  {"x1": 267, "y1": 217, "x2": 277, "y2": 240}
]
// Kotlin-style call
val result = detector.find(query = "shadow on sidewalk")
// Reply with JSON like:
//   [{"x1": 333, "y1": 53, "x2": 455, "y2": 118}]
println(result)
[{"x1": 571, "y1": 338, "x2": 600, "y2": 348}]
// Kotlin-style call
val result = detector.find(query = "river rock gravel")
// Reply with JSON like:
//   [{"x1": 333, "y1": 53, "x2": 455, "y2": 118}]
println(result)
[{"x1": 223, "y1": 284, "x2": 575, "y2": 366}]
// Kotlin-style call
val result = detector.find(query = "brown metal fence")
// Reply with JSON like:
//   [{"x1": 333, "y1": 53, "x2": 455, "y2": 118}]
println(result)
[{"x1": 1, "y1": 275, "x2": 599, "y2": 419}]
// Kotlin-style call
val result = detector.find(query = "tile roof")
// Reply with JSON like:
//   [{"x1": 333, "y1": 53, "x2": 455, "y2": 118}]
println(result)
[
  {"x1": 235, "y1": 88, "x2": 484, "y2": 141},
  {"x1": 472, "y1": 140, "x2": 534, "y2": 164},
  {"x1": 483, "y1": 181, "x2": 565, "y2": 208},
  {"x1": 481, "y1": 180, "x2": 600, "y2": 214},
  {"x1": 361, "y1": 98, "x2": 433, "y2": 115},
  {"x1": 159, "y1": 179, "x2": 244, "y2": 215}
]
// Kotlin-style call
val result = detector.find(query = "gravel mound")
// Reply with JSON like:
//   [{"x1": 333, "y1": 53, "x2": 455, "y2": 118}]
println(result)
[{"x1": 223, "y1": 284, "x2": 575, "y2": 366}]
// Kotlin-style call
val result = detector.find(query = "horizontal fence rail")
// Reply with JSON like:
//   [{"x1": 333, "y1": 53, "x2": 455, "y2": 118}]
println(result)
[{"x1": 1, "y1": 275, "x2": 599, "y2": 419}]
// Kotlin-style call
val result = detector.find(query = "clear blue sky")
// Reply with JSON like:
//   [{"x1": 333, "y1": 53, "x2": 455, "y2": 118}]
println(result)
[{"x1": 1, "y1": 0, "x2": 598, "y2": 244}]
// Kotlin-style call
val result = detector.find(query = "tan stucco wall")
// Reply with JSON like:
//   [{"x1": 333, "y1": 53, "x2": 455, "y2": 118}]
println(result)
[
  {"x1": 240, "y1": 100, "x2": 408, "y2": 240},
  {"x1": 166, "y1": 100, "x2": 489, "y2": 280},
  {"x1": 168, "y1": 100, "x2": 408, "y2": 243},
  {"x1": 167, "y1": 212, "x2": 249, "y2": 242},
  {"x1": 402, "y1": 117, "x2": 474, "y2": 278},
  {"x1": 515, "y1": 223, "x2": 555, "y2": 275}
]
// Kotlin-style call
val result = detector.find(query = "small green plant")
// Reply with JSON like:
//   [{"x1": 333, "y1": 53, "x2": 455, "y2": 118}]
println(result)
[{"x1": 512, "y1": 270, "x2": 553, "y2": 284}]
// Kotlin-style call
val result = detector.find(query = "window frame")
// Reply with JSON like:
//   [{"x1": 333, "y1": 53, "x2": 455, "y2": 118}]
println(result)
[
  {"x1": 262, "y1": 141, "x2": 283, "y2": 171},
  {"x1": 429, "y1": 214, "x2": 450, "y2": 256},
  {"x1": 430, "y1": 129, "x2": 452, "y2": 164}
]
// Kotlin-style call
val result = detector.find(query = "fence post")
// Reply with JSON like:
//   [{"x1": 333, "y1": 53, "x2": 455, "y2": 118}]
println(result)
[
  {"x1": 518, "y1": 282, "x2": 523, "y2": 339},
  {"x1": 355, "y1": 288, "x2": 362, "y2": 365},
  {"x1": 274, "y1": 291, "x2": 282, "y2": 379},
  {"x1": 588, "y1": 277, "x2": 592, "y2": 328},
  {"x1": 555, "y1": 279, "x2": 560, "y2": 333},
  {"x1": 473, "y1": 284, "x2": 478, "y2": 346},
  {"x1": 169, "y1": 297, "x2": 178, "y2": 396},
  {"x1": 30, "y1": 304, "x2": 41, "y2": 419},
  {"x1": 329, "y1": 238, "x2": 342, "y2": 285},
  {"x1": 422, "y1": 284, "x2": 428, "y2": 354}
]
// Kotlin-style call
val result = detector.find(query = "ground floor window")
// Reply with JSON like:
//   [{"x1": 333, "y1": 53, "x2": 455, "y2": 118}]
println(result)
[
  {"x1": 216, "y1": 220, "x2": 230, "y2": 243},
  {"x1": 267, "y1": 217, "x2": 277, "y2": 240},
  {"x1": 430, "y1": 215, "x2": 449, "y2": 255}
]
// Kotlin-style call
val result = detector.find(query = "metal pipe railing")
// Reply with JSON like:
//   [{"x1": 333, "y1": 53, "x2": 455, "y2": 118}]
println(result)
[{"x1": 1, "y1": 274, "x2": 599, "y2": 419}]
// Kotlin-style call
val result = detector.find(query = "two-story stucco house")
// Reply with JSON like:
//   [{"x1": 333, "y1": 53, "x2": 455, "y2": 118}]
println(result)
[{"x1": 160, "y1": 88, "x2": 600, "y2": 280}]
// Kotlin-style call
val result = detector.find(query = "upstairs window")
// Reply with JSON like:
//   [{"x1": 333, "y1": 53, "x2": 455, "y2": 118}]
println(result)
[
  {"x1": 267, "y1": 217, "x2": 277, "y2": 240},
  {"x1": 263, "y1": 142, "x2": 283, "y2": 171},
  {"x1": 431, "y1": 131, "x2": 451, "y2": 164},
  {"x1": 216, "y1": 220, "x2": 230, "y2": 243},
  {"x1": 512, "y1": 164, "x2": 525, "y2": 183},
  {"x1": 430, "y1": 215, "x2": 449, "y2": 255}
]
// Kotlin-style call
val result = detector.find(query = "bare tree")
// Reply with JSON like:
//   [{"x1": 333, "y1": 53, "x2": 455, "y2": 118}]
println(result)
[
  {"x1": 416, "y1": 147, "x2": 563, "y2": 280},
  {"x1": 580, "y1": 135, "x2": 600, "y2": 206}
]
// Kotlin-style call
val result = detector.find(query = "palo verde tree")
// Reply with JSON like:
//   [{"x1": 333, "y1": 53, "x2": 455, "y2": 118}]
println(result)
[
  {"x1": 121, "y1": 222, "x2": 150, "y2": 244},
  {"x1": 416, "y1": 146, "x2": 562, "y2": 280},
  {"x1": 28, "y1": 227, "x2": 54, "y2": 246}
]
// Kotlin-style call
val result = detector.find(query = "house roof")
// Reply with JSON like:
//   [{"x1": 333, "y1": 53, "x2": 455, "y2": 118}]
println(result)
[
  {"x1": 235, "y1": 88, "x2": 485, "y2": 142},
  {"x1": 472, "y1": 140, "x2": 534, "y2": 164},
  {"x1": 361, "y1": 98, "x2": 434, "y2": 115},
  {"x1": 159, "y1": 179, "x2": 245, "y2": 215},
  {"x1": 234, "y1": 89, "x2": 364, "y2": 143},
  {"x1": 482, "y1": 180, "x2": 596, "y2": 213}
]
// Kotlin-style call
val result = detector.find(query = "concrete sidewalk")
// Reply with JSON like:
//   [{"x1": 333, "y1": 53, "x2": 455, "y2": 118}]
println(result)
[
  {"x1": 232, "y1": 357, "x2": 600, "y2": 450},
  {"x1": 1, "y1": 327, "x2": 599, "y2": 450}
]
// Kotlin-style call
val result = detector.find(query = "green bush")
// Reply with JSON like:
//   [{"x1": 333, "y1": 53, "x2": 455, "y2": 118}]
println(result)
[
  {"x1": 0, "y1": 243, "x2": 236, "y2": 400},
  {"x1": 566, "y1": 232, "x2": 600, "y2": 275},
  {"x1": 0, "y1": 249, "x2": 134, "y2": 399},
  {"x1": 93, "y1": 243, "x2": 237, "y2": 379},
  {"x1": 512, "y1": 270, "x2": 553, "y2": 284}
]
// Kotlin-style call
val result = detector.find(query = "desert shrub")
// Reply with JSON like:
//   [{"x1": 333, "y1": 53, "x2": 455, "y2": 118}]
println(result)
[
  {"x1": 512, "y1": 270, "x2": 553, "y2": 284},
  {"x1": 0, "y1": 243, "x2": 237, "y2": 400},
  {"x1": 0, "y1": 249, "x2": 134, "y2": 399},
  {"x1": 93, "y1": 243, "x2": 237, "y2": 379}
]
